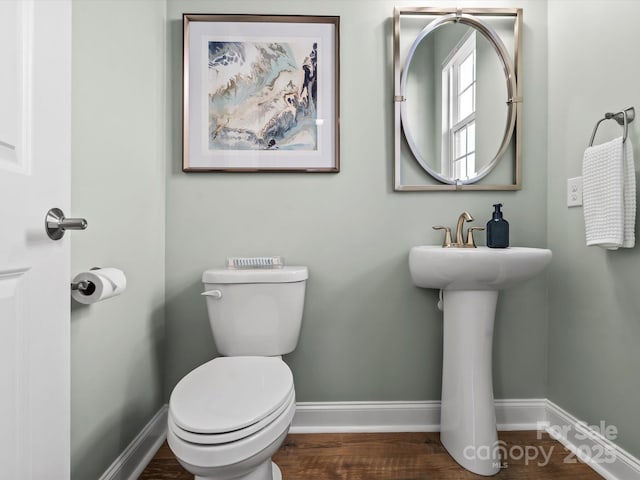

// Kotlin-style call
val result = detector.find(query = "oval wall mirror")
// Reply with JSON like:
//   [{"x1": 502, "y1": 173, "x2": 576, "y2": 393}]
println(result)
[{"x1": 393, "y1": 8, "x2": 523, "y2": 191}]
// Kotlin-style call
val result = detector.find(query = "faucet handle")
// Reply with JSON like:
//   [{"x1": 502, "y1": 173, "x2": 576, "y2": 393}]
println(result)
[
  {"x1": 465, "y1": 226, "x2": 485, "y2": 248},
  {"x1": 433, "y1": 226, "x2": 453, "y2": 248}
]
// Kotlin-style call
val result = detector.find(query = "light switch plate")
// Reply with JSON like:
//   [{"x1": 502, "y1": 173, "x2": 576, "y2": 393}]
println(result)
[{"x1": 567, "y1": 177, "x2": 583, "y2": 207}]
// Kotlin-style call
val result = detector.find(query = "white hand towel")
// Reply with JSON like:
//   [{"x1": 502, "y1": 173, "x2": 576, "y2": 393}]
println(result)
[
  {"x1": 582, "y1": 136, "x2": 636, "y2": 249},
  {"x1": 622, "y1": 139, "x2": 636, "y2": 248}
]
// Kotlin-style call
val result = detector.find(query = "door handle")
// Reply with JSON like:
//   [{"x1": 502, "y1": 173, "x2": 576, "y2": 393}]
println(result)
[{"x1": 45, "y1": 207, "x2": 88, "y2": 240}]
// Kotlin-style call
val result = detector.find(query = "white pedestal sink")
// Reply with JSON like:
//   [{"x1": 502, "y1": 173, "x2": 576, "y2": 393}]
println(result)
[{"x1": 409, "y1": 246, "x2": 552, "y2": 476}]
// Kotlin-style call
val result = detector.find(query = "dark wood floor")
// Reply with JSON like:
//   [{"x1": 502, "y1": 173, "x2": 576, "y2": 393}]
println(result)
[{"x1": 140, "y1": 432, "x2": 603, "y2": 479}]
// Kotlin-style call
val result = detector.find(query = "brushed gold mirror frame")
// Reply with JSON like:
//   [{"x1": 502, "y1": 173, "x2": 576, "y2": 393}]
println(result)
[{"x1": 393, "y1": 7, "x2": 523, "y2": 191}]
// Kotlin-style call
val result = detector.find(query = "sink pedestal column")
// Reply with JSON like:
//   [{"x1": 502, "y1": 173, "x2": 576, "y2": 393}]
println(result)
[{"x1": 440, "y1": 290, "x2": 501, "y2": 476}]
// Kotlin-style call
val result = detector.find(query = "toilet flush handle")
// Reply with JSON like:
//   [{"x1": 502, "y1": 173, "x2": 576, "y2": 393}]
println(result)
[{"x1": 201, "y1": 289, "x2": 223, "y2": 299}]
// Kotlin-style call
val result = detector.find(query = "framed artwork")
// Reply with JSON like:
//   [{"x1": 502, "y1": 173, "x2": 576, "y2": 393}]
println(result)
[{"x1": 183, "y1": 14, "x2": 340, "y2": 172}]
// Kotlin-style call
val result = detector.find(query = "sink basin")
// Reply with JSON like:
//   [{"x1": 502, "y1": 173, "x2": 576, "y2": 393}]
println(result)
[
  {"x1": 409, "y1": 246, "x2": 552, "y2": 291},
  {"x1": 409, "y1": 245, "x2": 552, "y2": 476}
]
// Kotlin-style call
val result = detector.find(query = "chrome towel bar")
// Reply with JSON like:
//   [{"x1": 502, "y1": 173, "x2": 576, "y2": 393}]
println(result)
[{"x1": 589, "y1": 106, "x2": 635, "y2": 146}]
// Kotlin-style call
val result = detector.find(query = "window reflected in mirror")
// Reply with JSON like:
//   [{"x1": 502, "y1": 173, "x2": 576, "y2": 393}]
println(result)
[{"x1": 442, "y1": 31, "x2": 477, "y2": 181}]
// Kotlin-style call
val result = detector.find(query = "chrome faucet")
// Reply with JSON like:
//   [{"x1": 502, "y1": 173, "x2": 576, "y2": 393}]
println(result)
[{"x1": 433, "y1": 211, "x2": 484, "y2": 248}]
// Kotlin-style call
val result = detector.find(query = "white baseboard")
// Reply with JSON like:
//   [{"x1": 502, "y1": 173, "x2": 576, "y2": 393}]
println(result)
[
  {"x1": 290, "y1": 401, "x2": 442, "y2": 433},
  {"x1": 290, "y1": 398, "x2": 547, "y2": 434},
  {"x1": 495, "y1": 398, "x2": 548, "y2": 431},
  {"x1": 98, "y1": 405, "x2": 168, "y2": 480},
  {"x1": 544, "y1": 400, "x2": 640, "y2": 480}
]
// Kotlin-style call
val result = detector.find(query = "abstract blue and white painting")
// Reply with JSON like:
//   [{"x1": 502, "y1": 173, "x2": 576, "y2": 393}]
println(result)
[{"x1": 207, "y1": 40, "x2": 318, "y2": 151}]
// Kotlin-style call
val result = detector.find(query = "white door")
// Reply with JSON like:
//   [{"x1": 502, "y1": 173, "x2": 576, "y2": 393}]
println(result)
[{"x1": 0, "y1": 1, "x2": 72, "y2": 478}]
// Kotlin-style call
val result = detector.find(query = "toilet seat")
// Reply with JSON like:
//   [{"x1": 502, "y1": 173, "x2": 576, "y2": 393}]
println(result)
[
  {"x1": 169, "y1": 387, "x2": 294, "y2": 444},
  {"x1": 167, "y1": 391, "x2": 296, "y2": 470},
  {"x1": 169, "y1": 356, "x2": 294, "y2": 436}
]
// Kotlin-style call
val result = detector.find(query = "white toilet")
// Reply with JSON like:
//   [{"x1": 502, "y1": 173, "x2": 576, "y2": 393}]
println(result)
[{"x1": 167, "y1": 266, "x2": 308, "y2": 480}]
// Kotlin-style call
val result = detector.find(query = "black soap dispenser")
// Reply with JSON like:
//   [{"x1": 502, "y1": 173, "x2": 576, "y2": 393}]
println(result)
[{"x1": 486, "y1": 203, "x2": 509, "y2": 248}]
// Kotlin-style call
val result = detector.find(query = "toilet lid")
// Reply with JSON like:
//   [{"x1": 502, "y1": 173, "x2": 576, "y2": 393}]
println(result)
[
  {"x1": 169, "y1": 388, "x2": 295, "y2": 444},
  {"x1": 170, "y1": 356, "x2": 294, "y2": 434},
  {"x1": 202, "y1": 266, "x2": 308, "y2": 284}
]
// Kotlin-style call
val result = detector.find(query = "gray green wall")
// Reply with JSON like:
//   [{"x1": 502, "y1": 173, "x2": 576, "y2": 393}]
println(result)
[
  {"x1": 71, "y1": 1, "x2": 166, "y2": 479},
  {"x1": 165, "y1": 0, "x2": 549, "y2": 402},
  {"x1": 547, "y1": 0, "x2": 640, "y2": 459}
]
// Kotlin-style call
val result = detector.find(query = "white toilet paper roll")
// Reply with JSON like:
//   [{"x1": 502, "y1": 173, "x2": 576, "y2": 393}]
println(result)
[{"x1": 71, "y1": 268, "x2": 127, "y2": 304}]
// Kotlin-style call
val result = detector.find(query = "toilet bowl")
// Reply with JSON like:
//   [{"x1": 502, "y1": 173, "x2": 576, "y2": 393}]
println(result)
[
  {"x1": 168, "y1": 357, "x2": 296, "y2": 480},
  {"x1": 168, "y1": 266, "x2": 308, "y2": 480}
]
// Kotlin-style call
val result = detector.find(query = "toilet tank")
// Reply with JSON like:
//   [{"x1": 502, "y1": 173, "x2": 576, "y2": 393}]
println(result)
[{"x1": 201, "y1": 266, "x2": 308, "y2": 356}]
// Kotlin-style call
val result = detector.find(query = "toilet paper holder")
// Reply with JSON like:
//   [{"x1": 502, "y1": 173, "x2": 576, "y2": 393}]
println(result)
[
  {"x1": 71, "y1": 280, "x2": 94, "y2": 293},
  {"x1": 70, "y1": 267, "x2": 101, "y2": 294}
]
